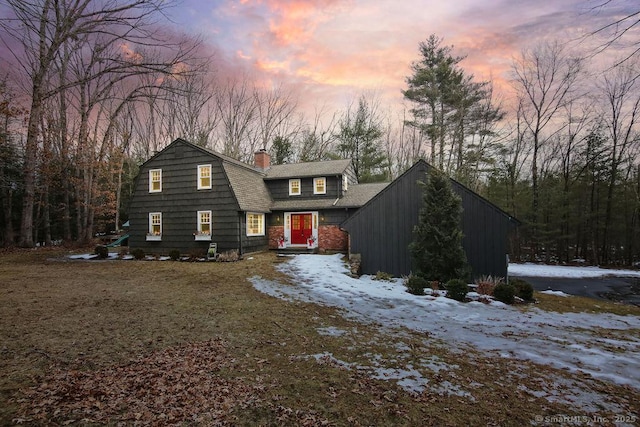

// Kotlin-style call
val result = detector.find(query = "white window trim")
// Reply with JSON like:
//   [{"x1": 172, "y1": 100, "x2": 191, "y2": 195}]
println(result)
[
  {"x1": 196, "y1": 210, "x2": 212, "y2": 240},
  {"x1": 313, "y1": 177, "x2": 326, "y2": 195},
  {"x1": 147, "y1": 212, "x2": 162, "y2": 240},
  {"x1": 149, "y1": 169, "x2": 162, "y2": 193},
  {"x1": 246, "y1": 212, "x2": 265, "y2": 236},
  {"x1": 197, "y1": 164, "x2": 212, "y2": 190},
  {"x1": 343, "y1": 175, "x2": 348, "y2": 192},
  {"x1": 289, "y1": 178, "x2": 301, "y2": 196}
]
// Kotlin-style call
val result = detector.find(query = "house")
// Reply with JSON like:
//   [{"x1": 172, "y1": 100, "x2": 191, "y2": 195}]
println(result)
[
  {"x1": 127, "y1": 138, "x2": 388, "y2": 255},
  {"x1": 341, "y1": 160, "x2": 518, "y2": 279}
]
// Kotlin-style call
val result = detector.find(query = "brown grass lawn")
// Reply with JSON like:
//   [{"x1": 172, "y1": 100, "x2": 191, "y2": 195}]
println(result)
[{"x1": 0, "y1": 248, "x2": 638, "y2": 426}]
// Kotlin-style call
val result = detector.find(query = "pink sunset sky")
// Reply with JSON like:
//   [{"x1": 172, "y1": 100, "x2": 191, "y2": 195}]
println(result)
[{"x1": 167, "y1": 0, "x2": 637, "y2": 114}]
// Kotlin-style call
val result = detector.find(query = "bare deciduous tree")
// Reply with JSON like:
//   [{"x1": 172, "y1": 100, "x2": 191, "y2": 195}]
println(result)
[
  {"x1": 0, "y1": 0, "x2": 201, "y2": 246},
  {"x1": 511, "y1": 40, "x2": 584, "y2": 257},
  {"x1": 597, "y1": 61, "x2": 640, "y2": 263}
]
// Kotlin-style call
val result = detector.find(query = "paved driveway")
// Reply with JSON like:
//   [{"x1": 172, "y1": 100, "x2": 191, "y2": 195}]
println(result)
[{"x1": 513, "y1": 275, "x2": 640, "y2": 306}]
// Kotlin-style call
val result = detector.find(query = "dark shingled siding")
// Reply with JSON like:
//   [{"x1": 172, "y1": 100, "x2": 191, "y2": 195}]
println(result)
[
  {"x1": 265, "y1": 176, "x2": 342, "y2": 200},
  {"x1": 342, "y1": 160, "x2": 515, "y2": 279},
  {"x1": 128, "y1": 141, "x2": 268, "y2": 255}
]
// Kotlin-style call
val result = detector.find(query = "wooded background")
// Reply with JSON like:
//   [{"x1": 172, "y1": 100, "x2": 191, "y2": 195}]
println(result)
[{"x1": 0, "y1": 1, "x2": 638, "y2": 267}]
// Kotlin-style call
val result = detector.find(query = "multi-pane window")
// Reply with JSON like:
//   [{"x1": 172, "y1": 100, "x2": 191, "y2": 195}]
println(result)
[
  {"x1": 198, "y1": 164, "x2": 212, "y2": 190},
  {"x1": 289, "y1": 179, "x2": 301, "y2": 196},
  {"x1": 149, "y1": 212, "x2": 162, "y2": 235},
  {"x1": 314, "y1": 177, "x2": 326, "y2": 194},
  {"x1": 149, "y1": 169, "x2": 162, "y2": 193},
  {"x1": 198, "y1": 210, "x2": 212, "y2": 235},
  {"x1": 246, "y1": 213, "x2": 265, "y2": 236}
]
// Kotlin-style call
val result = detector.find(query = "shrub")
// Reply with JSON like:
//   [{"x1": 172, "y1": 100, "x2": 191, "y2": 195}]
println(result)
[
  {"x1": 118, "y1": 247, "x2": 129, "y2": 259},
  {"x1": 374, "y1": 271, "x2": 393, "y2": 281},
  {"x1": 405, "y1": 275, "x2": 428, "y2": 295},
  {"x1": 511, "y1": 278, "x2": 534, "y2": 301},
  {"x1": 217, "y1": 249, "x2": 239, "y2": 262},
  {"x1": 475, "y1": 275, "x2": 503, "y2": 296},
  {"x1": 131, "y1": 248, "x2": 145, "y2": 260},
  {"x1": 168, "y1": 249, "x2": 181, "y2": 261},
  {"x1": 185, "y1": 248, "x2": 206, "y2": 261},
  {"x1": 94, "y1": 245, "x2": 109, "y2": 259},
  {"x1": 445, "y1": 279, "x2": 468, "y2": 302},
  {"x1": 493, "y1": 282, "x2": 515, "y2": 304}
]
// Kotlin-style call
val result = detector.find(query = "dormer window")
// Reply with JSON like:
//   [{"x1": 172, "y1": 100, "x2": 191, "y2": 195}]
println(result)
[
  {"x1": 343, "y1": 175, "x2": 348, "y2": 192},
  {"x1": 198, "y1": 164, "x2": 212, "y2": 190},
  {"x1": 149, "y1": 169, "x2": 162, "y2": 193},
  {"x1": 314, "y1": 177, "x2": 326, "y2": 195},
  {"x1": 289, "y1": 179, "x2": 301, "y2": 196}
]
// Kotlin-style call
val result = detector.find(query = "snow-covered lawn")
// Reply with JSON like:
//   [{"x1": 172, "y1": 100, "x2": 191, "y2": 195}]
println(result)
[
  {"x1": 509, "y1": 262, "x2": 640, "y2": 278},
  {"x1": 251, "y1": 254, "x2": 640, "y2": 414}
]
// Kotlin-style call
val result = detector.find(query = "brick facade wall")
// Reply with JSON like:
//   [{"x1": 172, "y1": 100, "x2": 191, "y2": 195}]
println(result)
[
  {"x1": 318, "y1": 225, "x2": 348, "y2": 252},
  {"x1": 267, "y1": 224, "x2": 348, "y2": 252},
  {"x1": 268, "y1": 225, "x2": 285, "y2": 249}
]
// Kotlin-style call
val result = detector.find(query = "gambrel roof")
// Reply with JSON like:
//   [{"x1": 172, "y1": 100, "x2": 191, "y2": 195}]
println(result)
[
  {"x1": 142, "y1": 139, "x2": 384, "y2": 213},
  {"x1": 222, "y1": 162, "x2": 272, "y2": 213},
  {"x1": 154, "y1": 138, "x2": 272, "y2": 213}
]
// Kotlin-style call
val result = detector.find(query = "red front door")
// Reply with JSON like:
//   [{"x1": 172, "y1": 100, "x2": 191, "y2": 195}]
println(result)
[{"x1": 291, "y1": 213, "x2": 313, "y2": 245}]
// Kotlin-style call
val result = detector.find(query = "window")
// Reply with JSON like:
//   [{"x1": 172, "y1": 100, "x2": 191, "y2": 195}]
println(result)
[
  {"x1": 198, "y1": 210, "x2": 212, "y2": 235},
  {"x1": 246, "y1": 213, "x2": 265, "y2": 236},
  {"x1": 149, "y1": 169, "x2": 162, "y2": 193},
  {"x1": 314, "y1": 177, "x2": 326, "y2": 194},
  {"x1": 147, "y1": 212, "x2": 162, "y2": 240},
  {"x1": 289, "y1": 179, "x2": 301, "y2": 196},
  {"x1": 343, "y1": 175, "x2": 348, "y2": 192},
  {"x1": 198, "y1": 164, "x2": 212, "y2": 190}
]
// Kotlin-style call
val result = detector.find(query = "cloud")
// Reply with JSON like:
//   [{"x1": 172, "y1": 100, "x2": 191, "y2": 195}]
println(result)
[
  {"x1": 170, "y1": 0, "x2": 638, "y2": 118},
  {"x1": 260, "y1": 0, "x2": 352, "y2": 45}
]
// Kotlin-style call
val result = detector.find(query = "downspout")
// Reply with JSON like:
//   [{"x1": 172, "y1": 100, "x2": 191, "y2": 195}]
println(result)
[{"x1": 238, "y1": 211, "x2": 243, "y2": 256}]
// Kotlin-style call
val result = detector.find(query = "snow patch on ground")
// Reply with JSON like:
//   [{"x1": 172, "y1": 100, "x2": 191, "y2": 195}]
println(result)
[
  {"x1": 509, "y1": 263, "x2": 640, "y2": 278},
  {"x1": 251, "y1": 254, "x2": 640, "y2": 412},
  {"x1": 316, "y1": 326, "x2": 348, "y2": 337},
  {"x1": 540, "y1": 290, "x2": 570, "y2": 297}
]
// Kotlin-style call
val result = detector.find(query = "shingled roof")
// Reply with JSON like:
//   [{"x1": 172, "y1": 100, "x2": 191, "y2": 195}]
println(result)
[
  {"x1": 269, "y1": 183, "x2": 388, "y2": 211},
  {"x1": 264, "y1": 159, "x2": 352, "y2": 179},
  {"x1": 335, "y1": 183, "x2": 389, "y2": 208},
  {"x1": 222, "y1": 162, "x2": 272, "y2": 213},
  {"x1": 156, "y1": 139, "x2": 382, "y2": 213}
]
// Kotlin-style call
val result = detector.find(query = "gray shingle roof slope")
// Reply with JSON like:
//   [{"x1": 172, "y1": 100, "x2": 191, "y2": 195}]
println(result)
[
  {"x1": 221, "y1": 162, "x2": 272, "y2": 213},
  {"x1": 336, "y1": 183, "x2": 389, "y2": 208},
  {"x1": 269, "y1": 198, "x2": 340, "y2": 211},
  {"x1": 269, "y1": 182, "x2": 389, "y2": 211},
  {"x1": 264, "y1": 159, "x2": 352, "y2": 179}
]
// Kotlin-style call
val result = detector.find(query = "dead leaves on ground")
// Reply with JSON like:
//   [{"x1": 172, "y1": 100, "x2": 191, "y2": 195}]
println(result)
[{"x1": 16, "y1": 339, "x2": 264, "y2": 425}]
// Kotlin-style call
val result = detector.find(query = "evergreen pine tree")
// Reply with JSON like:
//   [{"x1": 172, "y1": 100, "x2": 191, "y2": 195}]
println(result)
[
  {"x1": 336, "y1": 95, "x2": 389, "y2": 183},
  {"x1": 271, "y1": 136, "x2": 293, "y2": 165},
  {"x1": 409, "y1": 169, "x2": 468, "y2": 283}
]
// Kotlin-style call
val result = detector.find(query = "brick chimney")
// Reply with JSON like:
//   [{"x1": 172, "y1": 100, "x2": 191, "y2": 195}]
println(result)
[{"x1": 254, "y1": 149, "x2": 271, "y2": 171}]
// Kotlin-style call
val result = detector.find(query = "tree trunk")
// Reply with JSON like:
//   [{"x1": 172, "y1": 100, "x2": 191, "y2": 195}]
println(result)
[
  {"x1": 18, "y1": 93, "x2": 42, "y2": 247},
  {"x1": 62, "y1": 180, "x2": 72, "y2": 241},
  {"x1": 2, "y1": 188, "x2": 13, "y2": 247}
]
